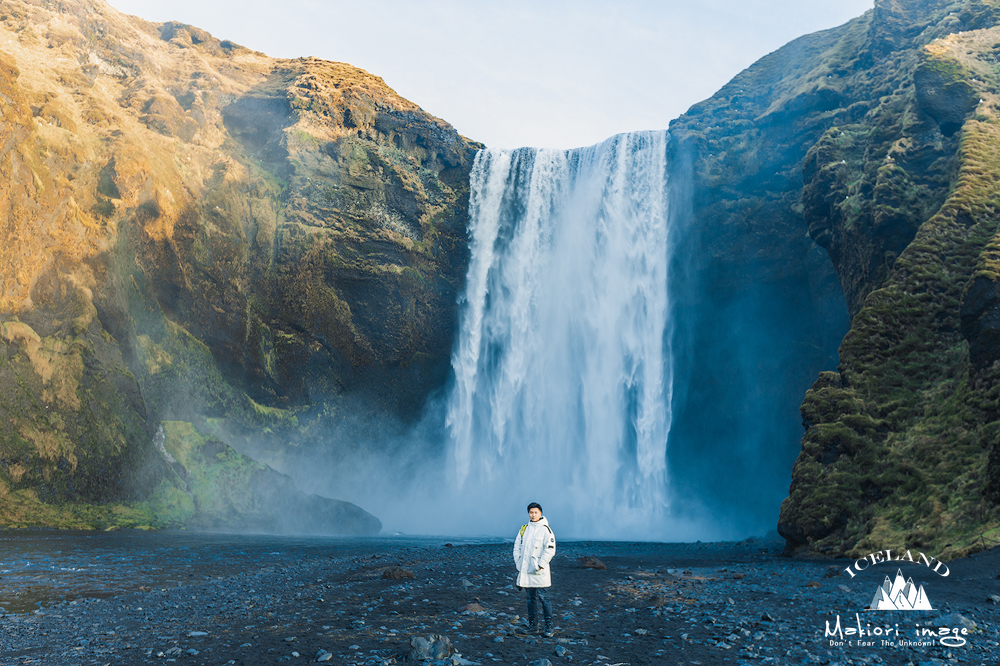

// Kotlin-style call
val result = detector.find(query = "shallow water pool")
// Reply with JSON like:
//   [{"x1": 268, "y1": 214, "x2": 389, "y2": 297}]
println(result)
[{"x1": 0, "y1": 530, "x2": 500, "y2": 614}]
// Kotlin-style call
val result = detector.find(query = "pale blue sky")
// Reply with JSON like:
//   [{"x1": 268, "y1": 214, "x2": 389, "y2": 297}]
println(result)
[{"x1": 109, "y1": 0, "x2": 874, "y2": 149}]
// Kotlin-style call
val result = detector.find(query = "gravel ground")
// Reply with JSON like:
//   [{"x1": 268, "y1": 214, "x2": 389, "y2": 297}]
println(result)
[{"x1": 1, "y1": 535, "x2": 998, "y2": 665}]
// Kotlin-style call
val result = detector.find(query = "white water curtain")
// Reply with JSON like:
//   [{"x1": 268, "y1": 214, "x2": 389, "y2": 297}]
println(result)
[{"x1": 445, "y1": 131, "x2": 673, "y2": 537}]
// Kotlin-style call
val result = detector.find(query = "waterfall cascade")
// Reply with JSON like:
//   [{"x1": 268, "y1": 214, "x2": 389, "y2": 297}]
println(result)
[{"x1": 445, "y1": 131, "x2": 674, "y2": 538}]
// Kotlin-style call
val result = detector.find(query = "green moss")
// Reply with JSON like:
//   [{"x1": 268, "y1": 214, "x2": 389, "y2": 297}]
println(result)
[
  {"x1": 0, "y1": 417, "x2": 284, "y2": 531},
  {"x1": 289, "y1": 128, "x2": 319, "y2": 148},
  {"x1": 779, "y1": 20, "x2": 1000, "y2": 559},
  {"x1": 247, "y1": 396, "x2": 299, "y2": 431},
  {"x1": 921, "y1": 53, "x2": 968, "y2": 80},
  {"x1": 0, "y1": 481, "x2": 186, "y2": 531},
  {"x1": 159, "y1": 421, "x2": 268, "y2": 521}
]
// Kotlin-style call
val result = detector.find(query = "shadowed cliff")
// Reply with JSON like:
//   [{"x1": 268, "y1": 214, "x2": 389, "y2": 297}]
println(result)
[
  {"x1": 671, "y1": 0, "x2": 1000, "y2": 558},
  {"x1": 0, "y1": 0, "x2": 478, "y2": 531}
]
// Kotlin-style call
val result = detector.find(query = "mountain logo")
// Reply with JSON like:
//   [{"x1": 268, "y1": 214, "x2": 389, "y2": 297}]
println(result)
[{"x1": 867, "y1": 569, "x2": 934, "y2": 611}]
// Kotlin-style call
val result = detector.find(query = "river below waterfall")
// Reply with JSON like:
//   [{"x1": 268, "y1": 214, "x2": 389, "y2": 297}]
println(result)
[
  {"x1": 0, "y1": 529, "x2": 996, "y2": 666},
  {"x1": 0, "y1": 530, "x2": 490, "y2": 614}
]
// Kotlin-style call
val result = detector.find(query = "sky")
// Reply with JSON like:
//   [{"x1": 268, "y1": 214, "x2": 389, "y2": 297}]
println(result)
[{"x1": 108, "y1": 0, "x2": 875, "y2": 149}]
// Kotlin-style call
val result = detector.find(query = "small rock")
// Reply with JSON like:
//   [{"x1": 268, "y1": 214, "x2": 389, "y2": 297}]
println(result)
[
  {"x1": 824, "y1": 566, "x2": 841, "y2": 578},
  {"x1": 805, "y1": 581, "x2": 821, "y2": 588},
  {"x1": 936, "y1": 613, "x2": 976, "y2": 632},
  {"x1": 406, "y1": 634, "x2": 455, "y2": 662},
  {"x1": 989, "y1": 595, "x2": 1000, "y2": 605},
  {"x1": 554, "y1": 645, "x2": 569, "y2": 657},
  {"x1": 349, "y1": 644, "x2": 360, "y2": 650},
  {"x1": 528, "y1": 660, "x2": 553, "y2": 666},
  {"x1": 579, "y1": 556, "x2": 606, "y2": 570},
  {"x1": 732, "y1": 573, "x2": 744, "y2": 580},
  {"x1": 494, "y1": 637, "x2": 504, "y2": 643},
  {"x1": 634, "y1": 628, "x2": 647, "y2": 635},
  {"x1": 461, "y1": 602, "x2": 485, "y2": 612},
  {"x1": 188, "y1": 631, "x2": 209, "y2": 637},
  {"x1": 316, "y1": 651, "x2": 333, "y2": 662},
  {"x1": 761, "y1": 612, "x2": 775, "y2": 622},
  {"x1": 649, "y1": 593, "x2": 668, "y2": 607},
  {"x1": 285, "y1": 637, "x2": 297, "y2": 642},
  {"x1": 383, "y1": 567, "x2": 415, "y2": 580}
]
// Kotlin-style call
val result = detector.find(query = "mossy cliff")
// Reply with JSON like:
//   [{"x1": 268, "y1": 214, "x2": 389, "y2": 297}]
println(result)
[
  {"x1": 0, "y1": 0, "x2": 477, "y2": 530},
  {"x1": 672, "y1": 0, "x2": 1000, "y2": 558}
]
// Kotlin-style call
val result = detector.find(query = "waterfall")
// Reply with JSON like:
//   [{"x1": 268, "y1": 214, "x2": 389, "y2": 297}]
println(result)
[{"x1": 445, "y1": 131, "x2": 673, "y2": 538}]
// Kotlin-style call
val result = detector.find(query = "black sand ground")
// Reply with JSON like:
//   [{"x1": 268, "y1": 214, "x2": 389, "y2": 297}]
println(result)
[{"x1": 1, "y1": 536, "x2": 999, "y2": 666}]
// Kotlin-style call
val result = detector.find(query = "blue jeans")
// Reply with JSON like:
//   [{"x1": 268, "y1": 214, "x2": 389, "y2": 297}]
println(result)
[{"x1": 525, "y1": 587, "x2": 552, "y2": 628}]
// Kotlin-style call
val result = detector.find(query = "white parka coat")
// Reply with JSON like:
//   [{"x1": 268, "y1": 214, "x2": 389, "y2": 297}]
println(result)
[{"x1": 513, "y1": 517, "x2": 556, "y2": 588}]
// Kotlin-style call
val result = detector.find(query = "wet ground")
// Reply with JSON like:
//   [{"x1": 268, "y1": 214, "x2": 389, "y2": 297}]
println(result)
[
  {"x1": 0, "y1": 531, "x2": 454, "y2": 614},
  {"x1": 1, "y1": 530, "x2": 998, "y2": 665}
]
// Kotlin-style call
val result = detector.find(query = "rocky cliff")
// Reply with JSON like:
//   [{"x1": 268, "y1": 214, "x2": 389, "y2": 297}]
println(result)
[
  {"x1": 671, "y1": 0, "x2": 1000, "y2": 558},
  {"x1": 8, "y1": 0, "x2": 998, "y2": 550},
  {"x1": 0, "y1": 0, "x2": 478, "y2": 531}
]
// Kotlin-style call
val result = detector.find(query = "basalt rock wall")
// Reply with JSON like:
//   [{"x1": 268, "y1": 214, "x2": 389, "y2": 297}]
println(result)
[
  {"x1": 671, "y1": 0, "x2": 1000, "y2": 558},
  {"x1": 0, "y1": 0, "x2": 477, "y2": 531}
]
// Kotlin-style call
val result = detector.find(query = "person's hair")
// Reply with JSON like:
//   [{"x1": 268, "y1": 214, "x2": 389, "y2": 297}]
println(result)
[{"x1": 527, "y1": 502, "x2": 543, "y2": 513}]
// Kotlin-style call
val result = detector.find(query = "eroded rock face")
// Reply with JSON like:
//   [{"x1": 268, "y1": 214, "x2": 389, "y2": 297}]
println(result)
[
  {"x1": 782, "y1": 0, "x2": 1000, "y2": 559},
  {"x1": 792, "y1": 0, "x2": 1000, "y2": 559},
  {"x1": 0, "y1": 0, "x2": 478, "y2": 529},
  {"x1": 673, "y1": 0, "x2": 1000, "y2": 558}
]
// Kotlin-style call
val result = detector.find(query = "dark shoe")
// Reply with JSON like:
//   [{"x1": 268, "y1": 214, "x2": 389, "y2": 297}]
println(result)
[{"x1": 543, "y1": 626, "x2": 554, "y2": 638}]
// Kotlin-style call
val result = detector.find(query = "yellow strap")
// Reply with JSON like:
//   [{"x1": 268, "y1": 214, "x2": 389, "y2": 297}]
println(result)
[{"x1": 519, "y1": 524, "x2": 527, "y2": 537}]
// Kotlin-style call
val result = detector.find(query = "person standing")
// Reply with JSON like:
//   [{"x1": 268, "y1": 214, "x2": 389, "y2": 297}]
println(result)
[{"x1": 513, "y1": 502, "x2": 556, "y2": 637}]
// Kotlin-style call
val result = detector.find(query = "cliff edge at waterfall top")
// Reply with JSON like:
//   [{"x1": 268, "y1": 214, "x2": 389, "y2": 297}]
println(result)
[{"x1": 0, "y1": 0, "x2": 478, "y2": 531}]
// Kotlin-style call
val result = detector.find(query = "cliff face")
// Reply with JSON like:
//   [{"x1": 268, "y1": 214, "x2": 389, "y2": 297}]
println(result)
[
  {"x1": 0, "y1": 0, "x2": 477, "y2": 530},
  {"x1": 672, "y1": 0, "x2": 1000, "y2": 558},
  {"x1": 9, "y1": 0, "x2": 997, "y2": 549}
]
